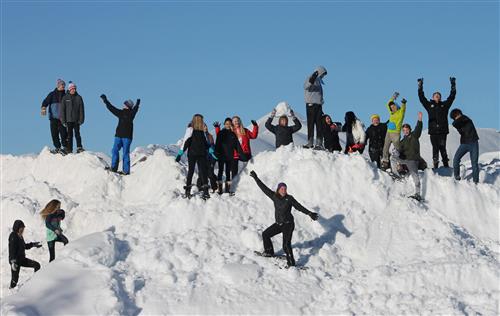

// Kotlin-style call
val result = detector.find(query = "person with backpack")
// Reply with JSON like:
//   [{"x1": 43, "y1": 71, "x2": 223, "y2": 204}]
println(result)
[
  {"x1": 450, "y1": 109, "x2": 480, "y2": 184},
  {"x1": 365, "y1": 114, "x2": 388, "y2": 168},
  {"x1": 41, "y1": 79, "x2": 68, "y2": 155},
  {"x1": 249, "y1": 170, "x2": 318, "y2": 268},
  {"x1": 342, "y1": 111, "x2": 366, "y2": 154},
  {"x1": 382, "y1": 92, "x2": 407, "y2": 169},
  {"x1": 265, "y1": 107, "x2": 302, "y2": 148},
  {"x1": 321, "y1": 114, "x2": 342, "y2": 152},
  {"x1": 8, "y1": 220, "x2": 42, "y2": 288},
  {"x1": 100, "y1": 94, "x2": 141, "y2": 175},
  {"x1": 40, "y1": 199, "x2": 69, "y2": 262},
  {"x1": 61, "y1": 82, "x2": 85, "y2": 153},
  {"x1": 390, "y1": 112, "x2": 424, "y2": 201},
  {"x1": 303, "y1": 66, "x2": 327, "y2": 149},
  {"x1": 418, "y1": 77, "x2": 456, "y2": 169}
]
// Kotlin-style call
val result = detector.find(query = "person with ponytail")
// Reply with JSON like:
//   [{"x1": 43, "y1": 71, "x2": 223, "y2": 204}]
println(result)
[{"x1": 40, "y1": 199, "x2": 69, "y2": 262}]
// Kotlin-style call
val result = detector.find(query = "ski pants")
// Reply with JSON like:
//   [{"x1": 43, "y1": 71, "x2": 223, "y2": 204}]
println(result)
[
  {"x1": 187, "y1": 155, "x2": 208, "y2": 187},
  {"x1": 306, "y1": 103, "x2": 323, "y2": 146},
  {"x1": 66, "y1": 122, "x2": 82, "y2": 151},
  {"x1": 10, "y1": 258, "x2": 40, "y2": 288},
  {"x1": 430, "y1": 134, "x2": 449, "y2": 165},
  {"x1": 50, "y1": 118, "x2": 67, "y2": 149},
  {"x1": 391, "y1": 157, "x2": 421, "y2": 195},
  {"x1": 262, "y1": 222, "x2": 295, "y2": 266},
  {"x1": 111, "y1": 137, "x2": 132, "y2": 174},
  {"x1": 453, "y1": 141, "x2": 479, "y2": 183},
  {"x1": 369, "y1": 149, "x2": 383, "y2": 168},
  {"x1": 48, "y1": 234, "x2": 69, "y2": 262},
  {"x1": 382, "y1": 132, "x2": 400, "y2": 163}
]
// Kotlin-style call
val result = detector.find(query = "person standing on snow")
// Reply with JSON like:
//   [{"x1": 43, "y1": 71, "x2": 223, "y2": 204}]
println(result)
[
  {"x1": 365, "y1": 114, "x2": 388, "y2": 168},
  {"x1": 382, "y1": 92, "x2": 407, "y2": 169},
  {"x1": 41, "y1": 79, "x2": 68, "y2": 155},
  {"x1": 196, "y1": 124, "x2": 218, "y2": 193},
  {"x1": 321, "y1": 114, "x2": 342, "y2": 152},
  {"x1": 418, "y1": 77, "x2": 456, "y2": 169},
  {"x1": 342, "y1": 111, "x2": 366, "y2": 154},
  {"x1": 304, "y1": 66, "x2": 327, "y2": 149},
  {"x1": 265, "y1": 107, "x2": 302, "y2": 148},
  {"x1": 8, "y1": 220, "x2": 42, "y2": 289},
  {"x1": 249, "y1": 170, "x2": 318, "y2": 268},
  {"x1": 231, "y1": 116, "x2": 258, "y2": 174},
  {"x1": 450, "y1": 109, "x2": 480, "y2": 184},
  {"x1": 61, "y1": 82, "x2": 85, "y2": 153},
  {"x1": 40, "y1": 199, "x2": 69, "y2": 262},
  {"x1": 100, "y1": 94, "x2": 141, "y2": 175}
]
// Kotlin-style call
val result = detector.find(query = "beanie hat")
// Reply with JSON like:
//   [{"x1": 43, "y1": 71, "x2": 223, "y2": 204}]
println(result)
[
  {"x1": 370, "y1": 114, "x2": 380, "y2": 121},
  {"x1": 124, "y1": 99, "x2": 134, "y2": 109},
  {"x1": 68, "y1": 82, "x2": 76, "y2": 90},
  {"x1": 56, "y1": 79, "x2": 66, "y2": 87},
  {"x1": 276, "y1": 182, "x2": 287, "y2": 191}
]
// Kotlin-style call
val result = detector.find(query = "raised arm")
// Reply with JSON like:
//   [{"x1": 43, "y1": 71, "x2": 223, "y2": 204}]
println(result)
[
  {"x1": 101, "y1": 95, "x2": 121, "y2": 117},
  {"x1": 413, "y1": 112, "x2": 423, "y2": 139},
  {"x1": 418, "y1": 78, "x2": 431, "y2": 110},
  {"x1": 265, "y1": 117, "x2": 277, "y2": 134},
  {"x1": 247, "y1": 123, "x2": 259, "y2": 139},
  {"x1": 443, "y1": 77, "x2": 456, "y2": 108},
  {"x1": 131, "y1": 98, "x2": 140, "y2": 119},
  {"x1": 249, "y1": 171, "x2": 275, "y2": 200},
  {"x1": 290, "y1": 117, "x2": 302, "y2": 133}
]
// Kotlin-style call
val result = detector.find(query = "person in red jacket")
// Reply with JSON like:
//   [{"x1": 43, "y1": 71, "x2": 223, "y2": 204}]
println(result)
[{"x1": 232, "y1": 116, "x2": 258, "y2": 173}]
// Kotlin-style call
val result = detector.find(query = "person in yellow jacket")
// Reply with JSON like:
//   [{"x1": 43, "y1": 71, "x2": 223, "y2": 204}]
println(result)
[{"x1": 382, "y1": 92, "x2": 407, "y2": 168}]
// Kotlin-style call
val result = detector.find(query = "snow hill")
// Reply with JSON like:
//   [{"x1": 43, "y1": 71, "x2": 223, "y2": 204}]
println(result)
[{"x1": 1, "y1": 114, "x2": 499, "y2": 315}]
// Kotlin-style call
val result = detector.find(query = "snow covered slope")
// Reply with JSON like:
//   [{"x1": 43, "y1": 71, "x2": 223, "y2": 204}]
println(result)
[{"x1": 1, "y1": 123, "x2": 499, "y2": 315}]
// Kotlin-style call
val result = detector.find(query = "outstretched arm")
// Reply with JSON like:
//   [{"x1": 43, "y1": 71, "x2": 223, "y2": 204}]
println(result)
[
  {"x1": 249, "y1": 171, "x2": 275, "y2": 199},
  {"x1": 291, "y1": 197, "x2": 318, "y2": 220}
]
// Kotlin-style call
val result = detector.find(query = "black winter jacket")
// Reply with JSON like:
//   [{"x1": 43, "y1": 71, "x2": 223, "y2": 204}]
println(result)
[
  {"x1": 365, "y1": 123, "x2": 387, "y2": 152},
  {"x1": 183, "y1": 130, "x2": 209, "y2": 157},
  {"x1": 215, "y1": 128, "x2": 245, "y2": 162},
  {"x1": 42, "y1": 89, "x2": 66, "y2": 120},
  {"x1": 399, "y1": 121, "x2": 423, "y2": 161},
  {"x1": 104, "y1": 100, "x2": 140, "y2": 139},
  {"x1": 452, "y1": 115, "x2": 479, "y2": 144},
  {"x1": 265, "y1": 117, "x2": 302, "y2": 148},
  {"x1": 9, "y1": 220, "x2": 35, "y2": 262},
  {"x1": 322, "y1": 122, "x2": 342, "y2": 152},
  {"x1": 418, "y1": 85, "x2": 456, "y2": 135},
  {"x1": 61, "y1": 92, "x2": 85, "y2": 125}
]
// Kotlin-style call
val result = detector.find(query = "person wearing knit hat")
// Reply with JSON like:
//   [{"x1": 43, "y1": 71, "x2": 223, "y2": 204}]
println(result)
[
  {"x1": 365, "y1": 114, "x2": 388, "y2": 168},
  {"x1": 41, "y1": 79, "x2": 68, "y2": 155},
  {"x1": 61, "y1": 81, "x2": 85, "y2": 153}
]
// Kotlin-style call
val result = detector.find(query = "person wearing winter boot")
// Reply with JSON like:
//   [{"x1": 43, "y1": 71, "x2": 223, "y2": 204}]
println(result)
[
  {"x1": 382, "y1": 92, "x2": 407, "y2": 169},
  {"x1": 390, "y1": 112, "x2": 424, "y2": 201},
  {"x1": 265, "y1": 107, "x2": 302, "y2": 148},
  {"x1": 365, "y1": 114, "x2": 388, "y2": 168},
  {"x1": 8, "y1": 220, "x2": 42, "y2": 289},
  {"x1": 342, "y1": 111, "x2": 366, "y2": 154},
  {"x1": 249, "y1": 170, "x2": 318, "y2": 268},
  {"x1": 40, "y1": 199, "x2": 69, "y2": 262},
  {"x1": 418, "y1": 77, "x2": 456, "y2": 169},
  {"x1": 196, "y1": 124, "x2": 218, "y2": 193},
  {"x1": 41, "y1": 79, "x2": 68, "y2": 155},
  {"x1": 450, "y1": 109, "x2": 480, "y2": 184},
  {"x1": 61, "y1": 82, "x2": 85, "y2": 153},
  {"x1": 232, "y1": 115, "x2": 257, "y2": 162},
  {"x1": 100, "y1": 94, "x2": 141, "y2": 175},
  {"x1": 321, "y1": 114, "x2": 342, "y2": 152},
  {"x1": 304, "y1": 66, "x2": 327, "y2": 149}
]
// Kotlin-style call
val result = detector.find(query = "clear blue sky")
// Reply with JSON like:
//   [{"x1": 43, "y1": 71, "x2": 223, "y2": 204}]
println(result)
[{"x1": 1, "y1": 1, "x2": 498, "y2": 155}]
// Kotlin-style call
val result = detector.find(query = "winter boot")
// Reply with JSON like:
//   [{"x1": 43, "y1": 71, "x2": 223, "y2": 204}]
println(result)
[
  {"x1": 443, "y1": 160, "x2": 450, "y2": 168},
  {"x1": 225, "y1": 181, "x2": 235, "y2": 196},
  {"x1": 217, "y1": 181, "x2": 223, "y2": 195},
  {"x1": 433, "y1": 160, "x2": 439, "y2": 170},
  {"x1": 183, "y1": 185, "x2": 192, "y2": 199},
  {"x1": 201, "y1": 185, "x2": 210, "y2": 200},
  {"x1": 58, "y1": 147, "x2": 68, "y2": 156},
  {"x1": 303, "y1": 138, "x2": 314, "y2": 149},
  {"x1": 313, "y1": 138, "x2": 324, "y2": 150},
  {"x1": 76, "y1": 147, "x2": 85, "y2": 153},
  {"x1": 409, "y1": 193, "x2": 422, "y2": 202}
]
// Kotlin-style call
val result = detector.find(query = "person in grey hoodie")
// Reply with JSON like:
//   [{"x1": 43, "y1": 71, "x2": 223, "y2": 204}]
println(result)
[
  {"x1": 61, "y1": 82, "x2": 85, "y2": 153},
  {"x1": 304, "y1": 66, "x2": 327, "y2": 149}
]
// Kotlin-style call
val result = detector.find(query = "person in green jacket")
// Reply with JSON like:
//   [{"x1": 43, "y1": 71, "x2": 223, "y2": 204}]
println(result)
[
  {"x1": 40, "y1": 199, "x2": 69, "y2": 262},
  {"x1": 382, "y1": 92, "x2": 407, "y2": 169},
  {"x1": 390, "y1": 112, "x2": 424, "y2": 201}
]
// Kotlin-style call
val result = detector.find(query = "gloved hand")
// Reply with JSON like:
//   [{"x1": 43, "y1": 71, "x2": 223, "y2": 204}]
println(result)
[
  {"x1": 10, "y1": 260, "x2": 18, "y2": 272},
  {"x1": 450, "y1": 77, "x2": 456, "y2": 86},
  {"x1": 290, "y1": 110, "x2": 295, "y2": 117},
  {"x1": 309, "y1": 71, "x2": 319, "y2": 84},
  {"x1": 32, "y1": 242, "x2": 42, "y2": 248},
  {"x1": 213, "y1": 121, "x2": 220, "y2": 128},
  {"x1": 175, "y1": 149, "x2": 184, "y2": 163},
  {"x1": 249, "y1": 170, "x2": 257, "y2": 179},
  {"x1": 309, "y1": 212, "x2": 319, "y2": 221},
  {"x1": 208, "y1": 147, "x2": 217, "y2": 160},
  {"x1": 100, "y1": 94, "x2": 107, "y2": 101},
  {"x1": 401, "y1": 98, "x2": 407, "y2": 104},
  {"x1": 393, "y1": 92, "x2": 400, "y2": 100},
  {"x1": 270, "y1": 109, "x2": 276, "y2": 118},
  {"x1": 417, "y1": 78, "x2": 423, "y2": 87},
  {"x1": 251, "y1": 120, "x2": 258, "y2": 126},
  {"x1": 136, "y1": 98, "x2": 141, "y2": 106}
]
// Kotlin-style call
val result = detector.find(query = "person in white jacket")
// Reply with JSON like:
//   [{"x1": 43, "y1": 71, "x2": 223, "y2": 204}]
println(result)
[{"x1": 342, "y1": 111, "x2": 366, "y2": 154}]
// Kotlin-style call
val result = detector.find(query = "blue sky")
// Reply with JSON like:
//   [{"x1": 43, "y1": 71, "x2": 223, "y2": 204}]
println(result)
[{"x1": 1, "y1": 1, "x2": 498, "y2": 154}]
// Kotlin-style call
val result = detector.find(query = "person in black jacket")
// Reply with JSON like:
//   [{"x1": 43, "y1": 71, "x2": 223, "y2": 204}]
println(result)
[
  {"x1": 61, "y1": 82, "x2": 85, "y2": 153},
  {"x1": 100, "y1": 94, "x2": 141, "y2": 175},
  {"x1": 41, "y1": 79, "x2": 68, "y2": 154},
  {"x1": 249, "y1": 170, "x2": 318, "y2": 267},
  {"x1": 321, "y1": 114, "x2": 342, "y2": 152},
  {"x1": 450, "y1": 109, "x2": 480, "y2": 183},
  {"x1": 197, "y1": 124, "x2": 218, "y2": 193},
  {"x1": 8, "y1": 220, "x2": 42, "y2": 289},
  {"x1": 418, "y1": 77, "x2": 456, "y2": 168},
  {"x1": 265, "y1": 109, "x2": 302, "y2": 148},
  {"x1": 365, "y1": 114, "x2": 387, "y2": 168}
]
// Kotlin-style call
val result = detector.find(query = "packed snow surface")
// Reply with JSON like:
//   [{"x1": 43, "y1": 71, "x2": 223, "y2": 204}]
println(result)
[{"x1": 1, "y1": 117, "x2": 499, "y2": 315}]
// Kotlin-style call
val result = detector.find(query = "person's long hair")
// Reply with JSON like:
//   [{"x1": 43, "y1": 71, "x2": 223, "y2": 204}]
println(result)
[
  {"x1": 232, "y1": 116, "x2": 246, "y2": 136},
  {"x1": 344, "y1": 111, "x2": 357, "y2": 134},
  {"x1": 191, "y1": 114, "x2": 204, "y2": 131},
  {"x1": 40, "y1": 199, "x2": 61, "y2": 219}
]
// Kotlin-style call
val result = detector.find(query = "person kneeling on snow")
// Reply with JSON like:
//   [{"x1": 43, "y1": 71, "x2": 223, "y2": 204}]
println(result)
[
  {"x1": 342, "y1": 111, "x2": 366, "y2": 154},
  {"x1": 322, "y1": 114, "x2": 342, "y2": 152},
  {"x1": 265, "y1": 107, "x2": 302, "y2": 148},
  {"x1": 100, "y1": 94, "x2": 140, "y2": 175},
  {"x1": 390, "y1": 112, "x2": 424, "y2": 201},
  {"x1": 249, "y1": 170, "x2": 318, "y2": 268},
  {"x1": 450, "y1": 108, "x2": 480, "y2": 184},
  {"x1": 40, "y1": 199, "x2": 69, "y2": 262},
  {"x1": 9, "y1": 220, "x2": 42, "y2": 289}
]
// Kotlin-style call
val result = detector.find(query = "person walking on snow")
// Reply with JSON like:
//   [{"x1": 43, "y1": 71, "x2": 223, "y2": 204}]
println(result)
[
  {"x1": 342, "y1": 111, "x2": 366, "y2": 154},
  {"x1": 61, "y1": 82, "x2": 85, "y2": 153},
  {"x1": 418, "y1": 77, "x2": 456, "y2": 169},
  {"x1": 382, "y1": 92, "x2": 407, "y2": 169},
  {"x1": 8, "y1": 220, "x2": 42, "y2": 289},
  {"x1": 41, "y1": 79, "x2": 68, "y2": 155},
  {"x1": 40, "y1": 199, "x2": 69, "y2": 262},
  {"x1": 321, "y1": 114, "x2": 342, "y2": 152},
  {"x1": 100, "y1": 94, "x2": 141, "y2": 175},
  {"x1": 265, "y1": 107, "x2": 302, "y2": 148},
  {"x1": 365, "y1": 114, "x2": 388, "y2": 168},
  {"x1": 450, "y1": 109, "x2": 480, "y2": 184},
  {"x1": 304, "y1": 66, "x2": 327, "y2": 149},
  {"x1": 249, "y1": 170, "x2": 318, "y2": 268}
]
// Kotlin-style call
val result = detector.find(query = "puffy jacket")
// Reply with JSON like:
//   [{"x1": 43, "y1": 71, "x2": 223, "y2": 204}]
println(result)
[
  {"x1": 365, "y1": 123, "x2": 387, "y2": 152},
  {"x1": 322, "y1": 121, "x2": 342, "y2": 152},
  {"x1": 183, "y1": 129, "x2": 210, "y2": 157},
  {"x1": 42, "y1": 88, "x2": 66, "y2": 120},
  {"x1": 45, "y1": 209, "x2": 65, "y2": 242},
  {"x1": 104, "y1": 100, "x2": 140, "y2": 139},
  {"x1": 61, "y1": 92, "x2": 85, "y2": 125},
  {"x1": 215, "y1": 127, "x2": 245, "y2": 162},
  {"x1": 452, "y1": 115, "x2": 479, "y2": 144},
  {"x1": 9, "y1": 220, "x2": 35, "y2": 262},
  {"x1": 265, "y1": 116, "x2": 302, "y2": 148},
  {"x1": 386, "y1": 97, "x2": 406, "y2": 134},
  {"x1": 418, "y1": 84, "x2": 456, "y2": 135},
  {"x1": 343, "y1": 119, "x2": 366, "y2": 152},
  {"x1": 399, "y1": 120, "x2": 423, "y2": 161},
  {"x1": 304, "y1": 66, "x2": 327, "y2": 105},
  {"x1": 233, "y1": 125, "x2": 258, "y2": 160}
]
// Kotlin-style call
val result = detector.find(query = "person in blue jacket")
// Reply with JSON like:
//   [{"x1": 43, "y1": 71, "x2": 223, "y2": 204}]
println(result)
[{"x1": 41, "y1": 79, "x2": 68, "y2": 154}]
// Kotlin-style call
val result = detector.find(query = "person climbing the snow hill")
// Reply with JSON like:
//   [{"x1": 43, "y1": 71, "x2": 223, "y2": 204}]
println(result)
[
  {"x1": 249, "y1": 170, "x2": 318, "y2": 268},
  {"x1": 100, "y1": 94, "x2": 141, "y2": 175},
  {"x1": 450, "y1": 109, "x2": 480, "y2": 184},
  {"x1": 365, "y1": 114, "x2": 388, "y2": 168},
  {"x1": 322, "y1": 114, "x2": 342, "y2": 152},
  {"x1": 40, "y1": 199, "x2": 69, "y2": 262},
  {"x1": 214, "y1": 118, "x2": 246, "y2": 195},
  {"x1": 382, "y1": 92, "x2": 407, "y2": 169},
  {"x1": 61, "y1": 82, "x2": 85, "y2": 153},
  {"x1": 41, "y1": 79, "x2": 68, "y2": 155},
  {"x1": 390, "y1": 112, "x2": 424, "y2": 201},
  {"x1": 265, "y1": 107, "x2": 302, "y2": 148},
  {"x1": 418, "y1": 77, "x2": 456, "y2": 169},
  {"x1": 304, "y1": 66, "x2": 327, "y2": 149},
  {"x1": 196, "y1": 124, "x2": 218, "y2": 193},
  {"x1": 8, "y1": 220, "x2": 42, "y2": 289},
  {"x1": 342, "y1": 111, "x2": 365, "y2": 154}
]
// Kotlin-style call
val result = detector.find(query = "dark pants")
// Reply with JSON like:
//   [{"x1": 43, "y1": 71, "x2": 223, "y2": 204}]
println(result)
[
  {"x1": 262, "y1": 222, "x2": 295, "y2": 266},
  {"x1": 66, "y1": 122, "x2": 82, "y2": 151},
  {"x1": 306, "y1": 103, "x2": 323, "y2": 145},
  {"x1": 48, "y1": 234, "x2": 69, "y2": 262},
  {"x1": 10, "y1": 258, "x2": 41, "y2": 288},
  {"x1": 198, "y1": 159, "x2": 218, "y2": 190},
  {"x1": 430, "y1": 134, "x2": 449, "y2": 166},
  {"x1": 217, "y1": 160, "x2": 238, "y2": 182},
  {"x1": 453, "y1": 141, "x2": 479, "y2": 183},
  {"x1": 50, "y1": 119, "x2": 67, "y2": 149},
  {"x1": 187, "y1": 155, "x2": 208, "y2": 187},
  {"x1": 369, "y1": 149, "x2": 383, "y2": 168}
]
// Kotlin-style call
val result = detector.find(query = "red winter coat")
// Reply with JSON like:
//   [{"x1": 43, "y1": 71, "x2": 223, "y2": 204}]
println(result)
[{"x1": 233, "y1": 125, "x2": 258, "y2": 159}]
